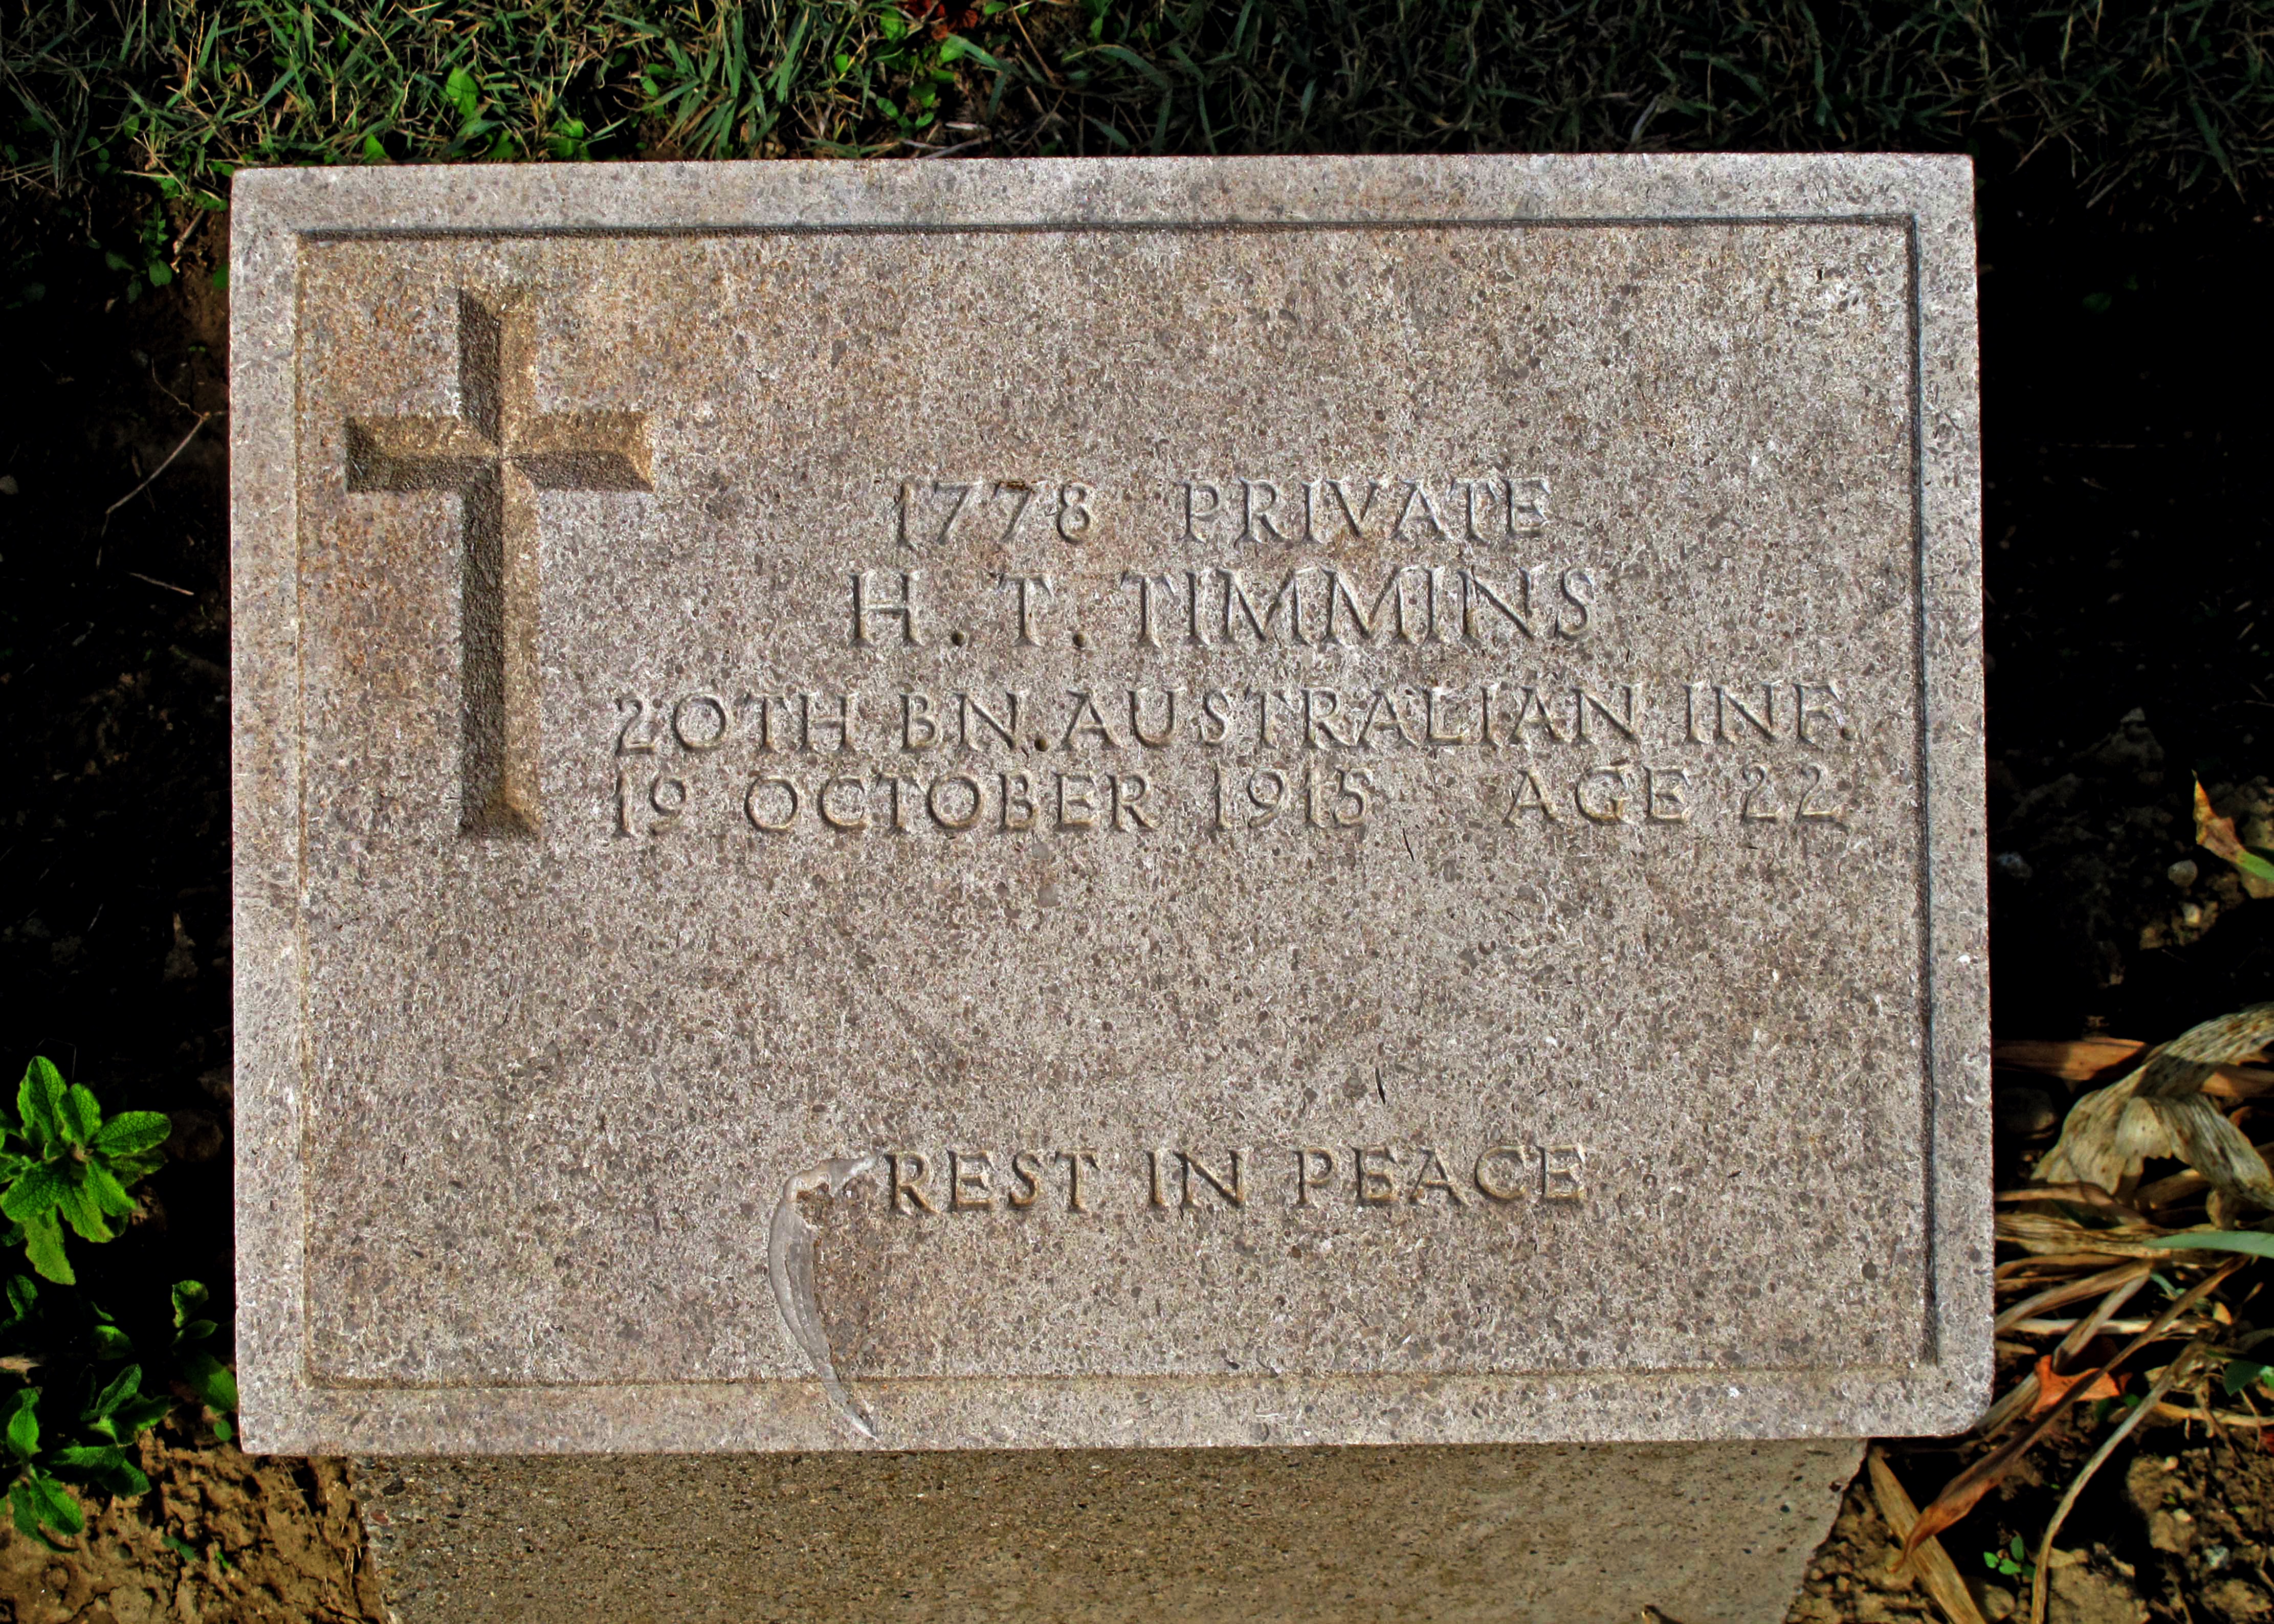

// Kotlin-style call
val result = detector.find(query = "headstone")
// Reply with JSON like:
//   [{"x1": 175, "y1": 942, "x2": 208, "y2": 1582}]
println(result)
[{"x1": 230, "y1": 154, "x2": 1988, "y2": 1622}]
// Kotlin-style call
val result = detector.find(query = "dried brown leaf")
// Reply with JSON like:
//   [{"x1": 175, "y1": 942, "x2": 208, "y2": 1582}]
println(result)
[
  {"x1": 1868, "y1": 1448, "x2": 1992, "y2": 1624},
  {"x1": 1998, "y1": 1184, "x2": 2150, "y2": 1224},
  {"x1": 1994, "y1": 1261, "x2": 2153, "y2": 1336},
  {"x1": 2035, "y1": 1005, "x2": 2274, "y2": 1213},
  {"x1": 2204, "y1": 1065, "x2": 2274, "y2": 1103},
  {"x1": 2197, "y1": 779, "x2": 2249, "y2": 863},
  {"x1": 1997, "y1": 1254, "x2": 2146, "y2": 1282},
  {"x1": 2137, "y1": 1139, "x2": 2274, "y2": 1211},
  {"x1": 2136, "y1": 1004, "x2": 2274, "y2": 1097},
  {"x1": 1906, "y1": 1262, "x2": 2242, "y2": 1558},
  {"x1": 2049, "y1": 1271, "x2": 2151, "y2": 1368},
  {"x1": 2160, "y1": 1095, "x2": 2274, "y2": 1213},
  {"x1": 2026, "y1": 1354, "x2": 2122, "y2": 1416},
  {"x1": 2034, "y1": 1074, "x2": 2180, "y2": 1192},
  {"x1": 1994, "y1": 1037, "x2": 2147, "y2": 1082},
  {"x1": 1984, "y1": 1271, "x2": 2150, "y2": 1437},
  {"x1": 2028, "y1": 1342, "x2": 2207, "y2": 1624},
  {"x1": 1996, "y1": 1211, "x2": 2174, "y2": 1259}
]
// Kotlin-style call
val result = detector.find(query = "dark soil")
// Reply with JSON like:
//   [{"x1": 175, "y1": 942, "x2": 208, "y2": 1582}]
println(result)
[
  {"x1": 1799, "y1": 1428, "x2": 2274, "y2": 1624},
  {"x1": 1977, "y1": 171, "x2": 2274, "y2": 1038},
  {"x1": 1, "y1": 154, "x2": 2269, "y2": 1621},
  {"x1": 0, "y1": 1420, "x2": 381, "y2": 1624},
  {"x1": 0, "y1": 207, "x2": 235, "y2": 1356}
]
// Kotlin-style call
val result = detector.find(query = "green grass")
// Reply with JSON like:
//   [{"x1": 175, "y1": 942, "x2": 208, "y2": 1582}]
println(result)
[{"x1": 4, "y1": 2, "x2": 2271, "y2": 249}]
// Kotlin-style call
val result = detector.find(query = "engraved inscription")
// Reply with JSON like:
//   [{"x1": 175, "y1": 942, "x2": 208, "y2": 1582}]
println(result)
[
  {"x1": 850, "y1": 559, "x2": 1594, "y2": 649},
  {"x1": 601, "y1": 678, "x2": 1857, "y2": 838},
  {"x1": 896, "y1": 479, "x2": 1096, "y2": 549},
  {"x1": 590, "y1": 455, "x2": 1880, "y2": 842},
  {"x1": 872, "y1": 1141, "x2": 1599, "y2": 1215},
  {"x1": 587, "y1": 462, "x2": 1875, "y2": 844}
]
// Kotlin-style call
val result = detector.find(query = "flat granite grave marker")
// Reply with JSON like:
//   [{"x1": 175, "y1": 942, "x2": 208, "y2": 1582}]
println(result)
[{"x1": 231, "y1": 154, "x2": 1988, "y2": 1622}]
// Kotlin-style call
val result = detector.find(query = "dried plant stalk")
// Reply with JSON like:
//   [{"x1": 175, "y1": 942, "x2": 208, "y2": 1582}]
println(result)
[{"x1": 2036, "y1": 1005, "x2": 2274, "y2": 1216}]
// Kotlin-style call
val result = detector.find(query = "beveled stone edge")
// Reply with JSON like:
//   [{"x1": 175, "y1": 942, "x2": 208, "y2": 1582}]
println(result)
[
  {"x1": 232, "y1": 157, "x2": 316, "y2": 1461},
  {"x1": 230, "y1": 153, "x2": 1990, "y2": 1456}
]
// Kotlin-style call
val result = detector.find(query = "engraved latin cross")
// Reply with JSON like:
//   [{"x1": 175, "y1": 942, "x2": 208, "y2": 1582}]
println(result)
[{"x1": 346, "y1": 290, "x2": 652, "y2": 835}]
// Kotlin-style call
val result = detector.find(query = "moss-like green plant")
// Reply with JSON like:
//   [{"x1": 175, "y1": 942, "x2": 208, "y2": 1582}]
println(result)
[{"x1": 0, "y1": 1057, "x2": 170, "y2": 1285}]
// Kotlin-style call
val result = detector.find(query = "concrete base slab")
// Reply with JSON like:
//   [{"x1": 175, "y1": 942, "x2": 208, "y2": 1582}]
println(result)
[{"x1": 360, "y1": 1439, "x2": 1862, "y2": 1623}]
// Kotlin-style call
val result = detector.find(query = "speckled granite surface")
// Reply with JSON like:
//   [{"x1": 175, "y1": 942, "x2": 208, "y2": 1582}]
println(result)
[{"x1": 230, "y1": 155, "x2": 1984, "y2": 1463}]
